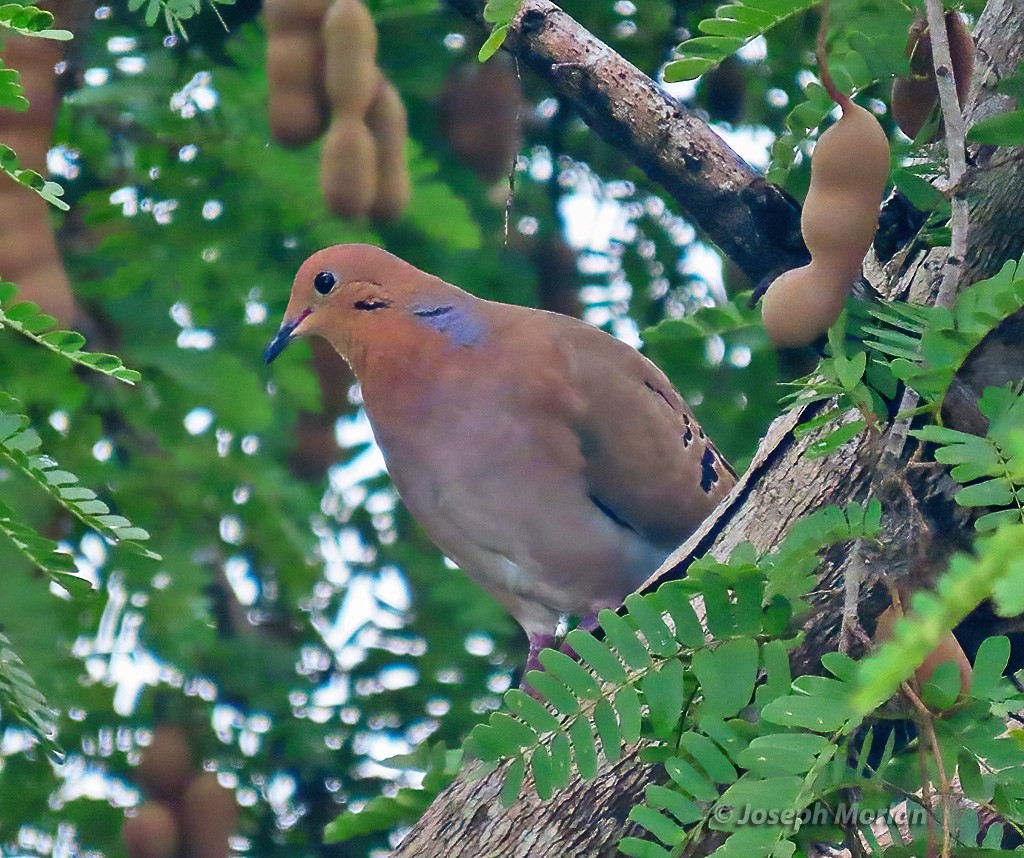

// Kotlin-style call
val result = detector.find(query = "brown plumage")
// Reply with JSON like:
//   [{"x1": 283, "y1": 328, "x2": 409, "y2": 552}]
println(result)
[{"x1": 266, "y1": 244, "x2": 736, "y2": 664}]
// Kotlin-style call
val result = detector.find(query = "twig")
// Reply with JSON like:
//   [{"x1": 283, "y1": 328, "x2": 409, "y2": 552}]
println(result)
[
  {"x1": 903, "y1": 680, "x2": 952, "y2": 858},
  {"x1": 925, "y1": 0, "x2": 970, "y2": 309},
  {"x1": 814, "y1": 2, "x2": 849, "y2": 108}
]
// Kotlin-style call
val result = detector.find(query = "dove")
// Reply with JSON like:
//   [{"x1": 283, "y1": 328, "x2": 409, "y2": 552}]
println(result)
[{"x1": 266, "y1": 244, "x2": 736, "y2": 669}]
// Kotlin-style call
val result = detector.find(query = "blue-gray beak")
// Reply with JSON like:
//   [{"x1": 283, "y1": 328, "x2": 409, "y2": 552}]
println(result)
[{"x1": 264, "y1": 315, "x2": 302, "y2": 364}]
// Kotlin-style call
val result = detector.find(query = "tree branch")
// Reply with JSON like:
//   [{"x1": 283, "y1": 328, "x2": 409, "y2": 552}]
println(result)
[{"x1": 448, "y1": 0, "x2": 807, "y2": 286}]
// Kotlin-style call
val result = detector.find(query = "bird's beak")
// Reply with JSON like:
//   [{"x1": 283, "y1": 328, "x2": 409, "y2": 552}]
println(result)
[{"x1": 264, "y1": 309, "x2": 311, "y2": 364}]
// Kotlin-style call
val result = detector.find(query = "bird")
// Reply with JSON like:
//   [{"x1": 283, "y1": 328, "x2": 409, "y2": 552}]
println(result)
[{"x1": 265, "y1": 244, "x2": 737, "y2": 672}]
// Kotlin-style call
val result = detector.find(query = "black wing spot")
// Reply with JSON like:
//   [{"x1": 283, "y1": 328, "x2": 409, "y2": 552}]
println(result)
[
  {"x1": 413, "y1": 305, "x2": 455, "y2": 318},
  {"x1": 683, "y1": 425, "x2": 693, "y2": 446},
  {"x1": 644, "y1": 380, "x2": 675, "y2": 410},
  {"x1": 589, "y1": 493, "x2": 636, "y2": 533},
  {"x1": 700, "y1": 447, "x2": 720, "y2": 494},
  {"x1": 713, "y1": 443, "x2": 738, "y2": 480}
]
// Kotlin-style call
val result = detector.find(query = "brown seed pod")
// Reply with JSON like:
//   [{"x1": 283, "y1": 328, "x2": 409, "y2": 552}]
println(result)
[
  {"x1": 322, "y1": 0, "x2": 380, "y2": 117},
  {"x1": 180, "y1": 772, "x2": 238, "y2": 858},
  {"x1": 265, "y1": 29, "x2": 328, "y2": 148},
  {"x1": 0, "y1": 31, "x2": 81, "y2": 327},
  {"x1": 874, "y1": 605, "x2": 972, "y2": 697},
  {"x1": 891, "y1": 12, "x2": 974, "y2": 141},
  {"x1": 135, "y1": 724, "x2": 195, "y2": 801},
  {"x1": 761, "y1": 98, "x2": 890, "y2": 348},
  {"x1": 365, "y1": 77, "x2": 411, "y2": 222},
  {"x1": 437, "y1": 53, "x2": 523, "y2": 183},
  {"x1": 263, "y1": 0, "x2": 329, "y2": 33},
  {"x1": 701, "y1": 55, "x2": 747, "y2": 125},
  {"x1": 320, "y1": 119, "x2": 378, "y2": 218},
  {"x1": 122, "y1": 801, "x2": 181, "y2": 858}
]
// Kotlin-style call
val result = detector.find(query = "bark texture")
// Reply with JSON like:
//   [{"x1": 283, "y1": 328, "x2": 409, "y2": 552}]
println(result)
[{"x1": 399, "y1": 1, "x2": 1024, "y2": 855}]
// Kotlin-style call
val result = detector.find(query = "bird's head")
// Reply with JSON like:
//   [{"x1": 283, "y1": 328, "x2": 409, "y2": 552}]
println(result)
[{"x1": 264, "y1": 243, "x2": 461, "y2": 366}]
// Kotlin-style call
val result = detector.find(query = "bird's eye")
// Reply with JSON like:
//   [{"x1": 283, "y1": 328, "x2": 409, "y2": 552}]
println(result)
[{"x1": 314, "y1": 271, "x2": 337, "y2": 295}]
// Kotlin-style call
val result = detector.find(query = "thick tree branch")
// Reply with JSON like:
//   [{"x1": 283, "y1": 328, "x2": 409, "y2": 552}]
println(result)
[{"x1": 448, "y1": 0, "x2": 807, "y2": 286}]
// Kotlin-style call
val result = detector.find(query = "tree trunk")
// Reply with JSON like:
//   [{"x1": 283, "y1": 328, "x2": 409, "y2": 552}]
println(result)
[{"x1": 398, "y1": 0, "x2": 1024, "y2": 854}]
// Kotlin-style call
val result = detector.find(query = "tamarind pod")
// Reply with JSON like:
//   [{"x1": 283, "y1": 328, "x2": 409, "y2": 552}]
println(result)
[
  {"x1": 180, "y1": 772, "x2": 238, "y2": 858},
  {"x1": 946, "y1": 11, "x2": 974, "y2": 108},
  {"x1": 800, "y1": 187, "x2": 883, "y2": 264},
  {"x1": 322, "y1": 0, "x2": 379, "y2": 117},
  {"x1": 891, "y1": 75, "x2": 939, "y2": 141},
  {"x1": 136, "y1": 724, "x2": 195, "y2": 801},
  {"x1": 266, "y1": 31, "x2": 328, "y2": 147},
  {"x1": 437, "y1": 54, "x2": 523, "y2": 183},
  {"x1": 891, "y1": 12, "x2": 974, "y2": 141},
  {"x1": 807, "y1": 100, "x2": 890, "y2": 195},
  {"x1": 0, "y1": 31, "x2": 82, "y2": 327},
  {"x1": 1, "y1": 34, "x2": 64, "y2": 172},
  {"x1": 365, "y1": 78, "x2": 410, "y2": 222},
  {"x1": 263, "y1": 0, "x2": 330, "y2": 33},
  {"x1": 122, "y1": 801, "x2": 180, "y2": 858},
  {"x1": 760, "y1": 264, "x2": 851, "y2": 348},
  {"x1": 319, "y1": 119, "x2": 377, "y2": 218},
  {"x1": 874, "y1": 605, "x2": 972, "y2": 698},
  {"x1": 761, "y1": 98, "x2": 889, "y2": 348}
]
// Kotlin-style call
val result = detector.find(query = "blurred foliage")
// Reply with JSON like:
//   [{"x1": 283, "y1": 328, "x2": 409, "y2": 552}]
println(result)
[{"x1": 0, "y1": 0, "x2": 986, "y2": 854}]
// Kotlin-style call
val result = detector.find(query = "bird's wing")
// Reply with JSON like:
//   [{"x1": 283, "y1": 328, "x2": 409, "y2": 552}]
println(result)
[{"x1": 556, "y1": 318, "x2": 736, "y2": 550}]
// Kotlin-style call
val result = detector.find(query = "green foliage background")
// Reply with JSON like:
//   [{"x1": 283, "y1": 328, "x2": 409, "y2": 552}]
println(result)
[{"x1": 0, "y1": 0, "x2": 1017, "y2": 855}]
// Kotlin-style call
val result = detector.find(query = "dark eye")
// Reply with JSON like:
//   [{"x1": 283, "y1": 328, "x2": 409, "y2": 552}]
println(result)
[{"x1": 314, "y1": 271, "x2": 337, "y2": 295}]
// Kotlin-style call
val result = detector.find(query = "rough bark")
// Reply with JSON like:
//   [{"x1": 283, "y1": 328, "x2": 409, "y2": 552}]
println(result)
[{"x1": 398, "y1": 1, "x2": 1024, "y2": 855}]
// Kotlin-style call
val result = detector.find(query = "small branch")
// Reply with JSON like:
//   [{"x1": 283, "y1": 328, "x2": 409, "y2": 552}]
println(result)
[
  {"x1": 814, "y1": 3, "x2": 846, "y2": 107},
  {"x1": 925, "y1": 0, "x2": 970, "y2": 309}
]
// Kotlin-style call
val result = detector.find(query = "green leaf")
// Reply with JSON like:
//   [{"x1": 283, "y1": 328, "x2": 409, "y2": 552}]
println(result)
[
  {"x1": 530, "y1": 745, "x2": 553, "y2": 800},
  {"x1": 522, "y1": 670, "x2": 580, "y2": 716},
  {"x1": 645, "y1": 784, "x2": 703, "y2": 825},
  {"x1": 642, "y1": 657, "x2": 688, "y2": 737},
  {"x1": 665, "y1": 755, "x2": 718, "y2": 802},
  {"x1": 618, "y1": 837, "x2": 674, "y2": 858},
  {"x1": 0, "y1": 397, "x2": 156, "y2": 560},
  {"x1": 0, "y1": 3, "x2": 72, "y2": 39},
  {"x1": 736, "y1": 733, "x2": 830, "y2": 776},
  {"x1": 564, "y1": 629, "x2": 628, "y2": 684},
  {"x1": 599, "y1": 609, "x2": 652, "y2": 670},
  {"x1": 499, "y1": 756, "x2": 526, "y2": 807},
  {"x1": 549, "y1": 730, "x2": 572, "y2": 791},
  {"x1": 624, "y1": 593, "x2": 677, "y2": 657},
  {"x1": 628, "y1": 804, "x2": 685, "y2": 846},
  {"x1": 615, "y1": 685, "x2": 643, "y2": 744},
  {"x1": 693, "y1": 638, "x2": 759, "y2": 718},
  {"x1": 805, "y1": 419, "x2": 868, "y2": 459},
  {"x1": 969, "y1": 635, "x2": 1011, "y2": 700},
  {"x1": 0, "y1": 280, "x2": 140, "y2": 382},
  {"x1": 503, "y1": 688, "x2": 562, "y2": 734},
  {"x1": 760, "y1": 694, "x2": 851, "y2": 732},
  {"x1": 954, "y1": 479, "x2": 1014, "y2": 507},
  {"x1": 537, "y1": 647, "x2": 602, "y2": 700},
  {"x1": 478, "y1": 24, "x2": 509, "y2": 62},
  {"x1": 655, "y1": 582, "x2": 706, "y2": 648},
  {"x1": 680, "y1": 731, "x2": 737, "y2": 784},
  {"x1": 568, "y1": 717, "x2": 598, "y2": 780},
  {"x1": 0, "y1": 629, "x2": 59, "y2": 753},
  {"x1": 593, "y1": 697, "x2": 622, "y2": 762},
  {"x1": 717, "y1": 774, "x2": 803, "y2": 813},
  {"x1": 968, "y1": 109, "x2": 1024, "y2": 146}
]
